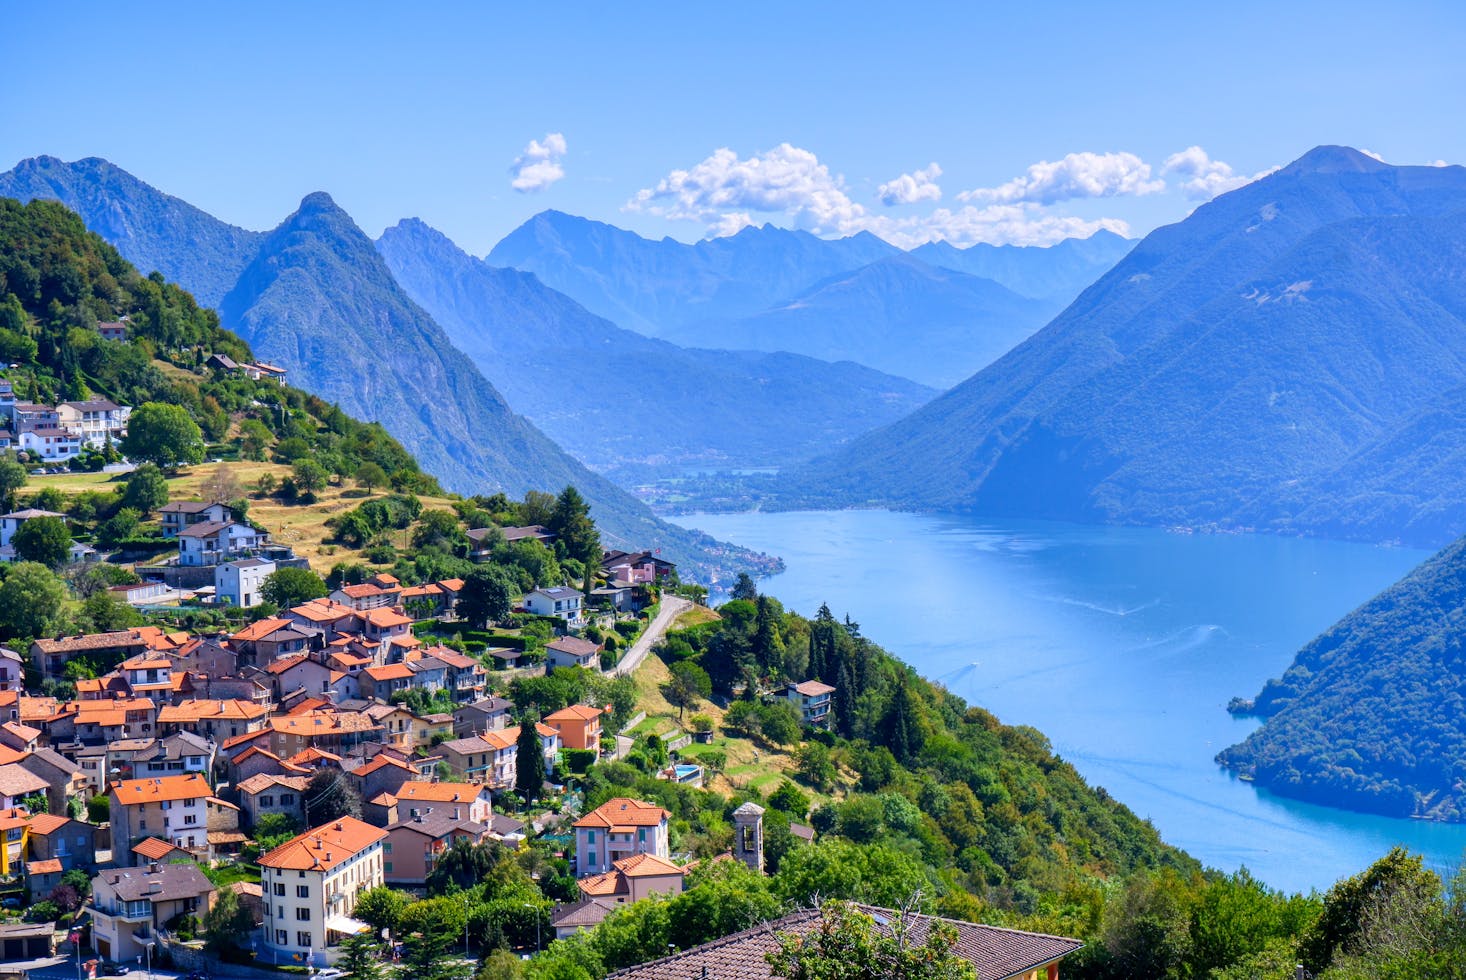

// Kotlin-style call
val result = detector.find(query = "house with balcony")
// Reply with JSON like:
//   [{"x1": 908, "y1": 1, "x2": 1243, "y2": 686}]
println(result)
[
  {"x1": 216, "y1": 558, "x2": 276, "y2": 608},
  {"x1": 257, "y1": 817, "x2": 386, "y2": 966},
  {"x1": 178, "y1": 521, "x2": 267, "y2": 567},
  {"x1": 382, "y1": 811, "x2": 492, "y2": 887},
  {"x1": 438, "y1": 730, "x2": 517, "y2": 789},
  {"x1": 572, "y1": 798, "x2": 671, "y2": 878},
  {"x1": 391, "y1": 781, "x2": 493, "y2": 823},
  {"x1": 108, "y1": 773, "x2": 212, "y2": 860},
  {"x1": 25, "y1": 812, "x2": 96, "y2": 874},
  {"x1": 544, "y1": 704, "x2": 606, "y2": 754},
  {"x1": 235, "y1": 773, "x2": 310, "y2": 830},
  {"x1": 453, "y1": 696, "x2": 512, "y2": 737},
  {"x1": 545, "y1": 636, "x2": 600, "y2": 671},
  {"x1": 56, "y1": 399, "x2": 130, "y2": 448},
  {"x1": 89, "y1": 861, "x2": 215, "y2": 962},
  {"x1": 524, "y1": 586, "x2": 585, "y2": 626},
  {"x1": 784, "y1": 680, "x2": 836, "y2": 729},
  {"x1": 160, "y1": 501, "x2": 234, "y2": 538}
]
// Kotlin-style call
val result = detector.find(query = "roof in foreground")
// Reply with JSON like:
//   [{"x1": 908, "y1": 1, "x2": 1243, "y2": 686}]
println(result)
[
  {"x1": 604, "y1": 904, "x2": 1083, "y2": 980},
  {"x1": 258, "y1": 816, "x2": 386, "y2": 872}
]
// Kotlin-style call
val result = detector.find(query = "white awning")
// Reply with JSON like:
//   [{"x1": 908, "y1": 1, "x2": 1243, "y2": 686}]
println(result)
[{"x1": 325, "y1": 915, "x2": 370, "y2": 935}]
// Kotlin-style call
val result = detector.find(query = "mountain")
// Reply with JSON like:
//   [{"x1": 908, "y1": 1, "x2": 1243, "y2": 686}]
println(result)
[
  {"x1": 485, "y1": 210, "x2": 901, "y2": 335},
  {"x1": 216, "y1": 193, "x2": 755, "y2": 577},
  {"x1": 0, "y1": 156, "x2": 766, "y2": 580},
  {"x1": 1217, "y1": 534, "x2": 1466, "y2": 820},
  {"x1": 376, "y1": 219, "x2": 935, "y2": 477},
  {"x1": 0, "y1": 154, "x2": 264, "y2": 308},
  {"x1": 661, "y1": 254, "x2": 1058, "y2": 388},
  {"x1": 774, "y1": 147, "x2": 1466, "y2": 549},
  {"x1": 911, "y1": 229, "x2": 1135, "y2": 305}
]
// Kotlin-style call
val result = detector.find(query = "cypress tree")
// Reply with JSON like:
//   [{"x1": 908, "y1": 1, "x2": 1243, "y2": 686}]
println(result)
[{"x1": 515, "y1": 715, "x2": 546, "y2": 802}]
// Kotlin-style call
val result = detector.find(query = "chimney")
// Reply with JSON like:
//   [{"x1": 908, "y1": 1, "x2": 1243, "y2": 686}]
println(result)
[{"x1": 149, "y1": 862, "x2": 159, "y2": 873}]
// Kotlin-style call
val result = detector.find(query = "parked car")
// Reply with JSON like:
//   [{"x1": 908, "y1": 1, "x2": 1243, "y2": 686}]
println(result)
[{"x1": 100, "y1": 963, "x2": 130, "y2": 976}]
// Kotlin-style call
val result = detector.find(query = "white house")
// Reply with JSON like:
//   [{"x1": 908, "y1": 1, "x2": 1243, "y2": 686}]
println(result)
[
  {"x1": 258, "y1": 817, "x2": 387, "y2": 966},
  {"x1": 784, "y1": 680, "x2": 836, "y2": 729},
  {"x1": 525, "y1": 586, "x2": 585, "y2": 625},
  {"x1": 216, "y1": 558, "x2": 276, "y2": 607},
  {"x1": 56, "y1": 399, "x2": 130, "y2": 447},
  {"x1": 160, "y1": 501, "x2": 233, "y2": 538},
  {"x1": 545, "y1": 636, "x2": 600, "y2": 671},
  {"x1": 178, "y1": 520, "x2": 267, "y2": 566},
  {"x1": 18, "y1": 427, "x2": 82, "y2": 461},
  {"x1": 0, "y1": 508, "x2": 65, "y2": 548}
]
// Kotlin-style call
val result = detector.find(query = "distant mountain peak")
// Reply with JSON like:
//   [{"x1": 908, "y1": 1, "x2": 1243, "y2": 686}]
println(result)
[
  {"x1": 1280, "y1": 145, "x2": 1392, "y2": 176},
  {"x1": 296, "y1": 190, "x2": 341, "y2": 214}
]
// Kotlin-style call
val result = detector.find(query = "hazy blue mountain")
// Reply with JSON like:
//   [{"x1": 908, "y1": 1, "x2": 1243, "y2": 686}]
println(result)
[
  {"x1": 911, "y1": 229, "x2": 1135, "y2": 304},
  {"x1": 486, "y1": 210, "x2": 902, "y2": 334},
  {"x1": 775, "y1": 147, "x2": 1466, "y2": 548},
  {"x1": 376, "y1": 219, "x2": 935, "y2": 477},
  {"x1": 662, "y1": 254, "x2": 1059, "y2": 388},
  {"x1": 215, "y1": 194, "x2": 755, "y2": 577},
  {"x1": 1217, "y1": 534, "x2": 1466, "y2": 819},
  {"x1": 0, "y1": 155, "x2": 264, "y2": 307}
]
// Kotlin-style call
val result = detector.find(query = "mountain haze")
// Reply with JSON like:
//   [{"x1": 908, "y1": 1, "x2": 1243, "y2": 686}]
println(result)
[
  {"x1": 911, "y1": 228, "x2": 1135, "y2": 305},
  {"x1": 376, "y1": 218, "x2": 935, "y2": 476},
  {"x1": 662, "y1": 254, "x2": 1058, "y2": 388},
  {"x1": 776, "y1": 147, "x2": 1466, "y2": 549}
]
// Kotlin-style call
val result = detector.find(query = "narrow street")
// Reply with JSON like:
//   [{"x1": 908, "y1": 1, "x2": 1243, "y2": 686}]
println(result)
[{"x1": 612, "y1": 595, "x2": 691, "y2": 676}]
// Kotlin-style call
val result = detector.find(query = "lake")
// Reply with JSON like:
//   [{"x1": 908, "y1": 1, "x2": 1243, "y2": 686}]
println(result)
[{"x1": 673, "y1": 509, "x2": 1466, "y2": 895}]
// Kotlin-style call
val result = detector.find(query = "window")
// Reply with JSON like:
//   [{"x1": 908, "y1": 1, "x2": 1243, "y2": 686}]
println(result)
[
  {"x1": 384, "y1": 862, "x2": 393, "y2": 874},
  {"x1": 296, "y1": 908, "x2": 311, "y2": 921},
  {"x1": 281, "y1": 794, "x2": 295, "y2": 805},
  {"x1": 638, "y1": 828, "x2": 646, "y2": 842},
  {"x1": 296, "y1": 885, "x2": 309, "y2": 898},
  {"x1": 383, "y1": 842, "x2": 392, "y2": 854},
  {"x1": 274, "y1": 883, "x2": 285, "y2": 896},
  {"x1": 277, "y1": 906, "x2": 285, "y2": 919},
  {"x1": 276, "y1": 929, "x2": 287, "y2": 945},
  {"x1": 297, "y1": 931, "x2": 312, "y2": 948},
  {"x1": 586, "y1": 830, "x2": 595, "y2": 843},
  {"x1": 261, "y1": 795, "x2": 274, "y2": 806}
]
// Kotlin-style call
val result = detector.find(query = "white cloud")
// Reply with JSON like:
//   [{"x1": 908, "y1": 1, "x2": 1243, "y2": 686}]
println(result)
[
  {"x1": 1432, "y1": 160, "x2": 1450, "y2": 167},
  {"x1": 876, "y1": 163, "x2": 943, "y2": 206},
  {"x1": 958, "y1": 151, "x2": 1164, "y2": 206},
  {"x1": 1359, "y1": 148, "x2": 1386, "y2": 162},
  {"x1": 510, "y1": 132, "x2": 567, "y2": 193},
  {"x1": 626, "y1": 143, "x2": 868, "y2": 236},
  {"x1": 631, "y1": 143, "x2": 1136, "y2": 246},
  {"x1": 1161, "y1": 146, "x2": 1277, "y2": 200}
]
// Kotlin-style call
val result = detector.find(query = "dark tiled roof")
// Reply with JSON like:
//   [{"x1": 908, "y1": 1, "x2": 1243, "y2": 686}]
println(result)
[{"x1": 604, "y1": 904, "x2": 1082, "y2": 980}]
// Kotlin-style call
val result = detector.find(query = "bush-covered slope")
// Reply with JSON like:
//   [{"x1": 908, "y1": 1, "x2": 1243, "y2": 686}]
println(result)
[
  {"x1": 775, "y1": 147, "x2": 1466, "y2": 549},
  {"x1": 1217, "y1": 534, "x2": 1466, "y2": 819},
  {"x1": 375, "y1": 218, "x2": 935, "y2": 476}
]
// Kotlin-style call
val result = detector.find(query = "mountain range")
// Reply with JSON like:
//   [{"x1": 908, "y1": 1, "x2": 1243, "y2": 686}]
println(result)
[
  {"x1": 486, "y1": 209, "x2": 1127, "y2": 387},
  {"x1": 773, "y1": 147, "x2": 1466, "y2": 550},
  {"x1": 374, "y1": 219, "x2": 935, "y2": 474},
  {"x1": 1217, "y1": 532, "x2": 1466, "y2": 820},
  {"x1": 0, "y1": 156, "x2": 767, "y2": 580}
]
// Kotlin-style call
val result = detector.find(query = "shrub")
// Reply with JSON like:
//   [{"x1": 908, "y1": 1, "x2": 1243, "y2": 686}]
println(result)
[{"x1": 564, "y1": 749, "x2": 596, "y2": 774}]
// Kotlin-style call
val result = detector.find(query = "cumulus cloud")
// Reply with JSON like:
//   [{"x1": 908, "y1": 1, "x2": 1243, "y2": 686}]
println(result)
[
  {"x1": 1359, "y1": 148, "x2": 1386, "y2": 162},
  {"x1": 876, "y1": 163, "x2": 943, "y2": 206},
  {"x1": 1161, "y1": 146, "x2": 1276, "y2": 200},
  {"x1": 626, "y1": 143, "x2": 868, "y2": 236},
  {"x1": 958, "y1": 151, "x2": 1164, "y2": 206},
  {"x1": 510, "y1": 132, "x2": 567, "y2": 193},
  {"x1": 871, "y1": 206, "x2": 1130, "y2": 249}
]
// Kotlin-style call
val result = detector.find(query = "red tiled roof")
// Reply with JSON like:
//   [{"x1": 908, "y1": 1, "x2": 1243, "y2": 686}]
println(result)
[
  {"x1": 573, "y1": 797, "x2": 668, "y2": 830},
  {"x1": 258, "y1": 816, "x2": 386, "y2": 872}
]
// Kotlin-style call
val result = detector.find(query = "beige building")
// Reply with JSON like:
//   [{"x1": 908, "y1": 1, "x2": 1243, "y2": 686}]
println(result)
[
  {"x1": 108, "y1": 773, "x2": 212, "y2": 861},
  {"x1": 258, "y1": 816, "x2": 387, "y2": 966},
  {"x1": 89, "y1": 861, "x2": 215, "y2": 962}
]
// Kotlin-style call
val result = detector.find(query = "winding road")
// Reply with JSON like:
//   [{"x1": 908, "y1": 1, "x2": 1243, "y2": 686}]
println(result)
[{"x1": 612, "y1": 595, "x2": 692, "y2": 676}]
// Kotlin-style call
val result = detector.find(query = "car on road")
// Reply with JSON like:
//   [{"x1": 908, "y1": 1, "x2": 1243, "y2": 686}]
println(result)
[{"x1": 100, "y1": 962, "x2": 130, "y2": 975}]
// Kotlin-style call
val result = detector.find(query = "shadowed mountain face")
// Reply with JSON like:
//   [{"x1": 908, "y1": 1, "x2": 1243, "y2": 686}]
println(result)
[
  {"x1": 1218, "y1": 533, "x2": 1466, "y2": 820},
  {"x1": 376, "y1": 218, "x2": 935, "y2": 478},
  {"x1": 774, "y1": 147, "x2": 1466, "y2": 549},
  {"x1": 0, "y1": 156, "x2": 765, "y2": 579}
]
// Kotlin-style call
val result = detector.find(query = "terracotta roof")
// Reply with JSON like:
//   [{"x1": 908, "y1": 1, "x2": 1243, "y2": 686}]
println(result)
[
  {"x1": 234, "y1": 618, "x2": 294, "y2": 643},
  {"x1": 353, "y1": 755, "x2": 415, "y2": 777},
  {"x1": 119, "y1": 656, "x2": 174, "y2": 671},
  {"x1": 536, "y1": 722, "x2": 558, "y2": 738},
  {"x1": 263, "y1": 653, "x2": 310, "y2": 674},
  {"x1": 24, "y1": 813, "x2": 73, "y2": 835},
  {"x1": 111, "y1": 773, "x2": 211, "y2": 805},
  {"x1": 0, "y1": 764, "x2": 50, "y2": 798},
  {"x1": 258, "y1": 816, "x2": 386, "y2": 872},
  {"x1": 573, "y1": 797, "x2": 669, "y2": 830},
  {"x1": 792, "y1": 680, "x2": 836, "y2": 696},
  {"x1": 289, "y1": 599, "x2": 359, "y2": 623},
  {"x1": 159, "y1": 699, "x2": 269, "y2": 723},
  {"x1": 364, "y1": 608, "x2": 412, "y2": 629},
  {"x1": 222, "y1": 730, "x2": 270, "y2": 752},
  {"x1": 603, "y1": 905, "x2": 1083, "y2": 980},
  {"x1": 551, "y1": 897, "x2": 620, "y2": 930},
  {"x1": 546, "y1": 704, "x2": 606, "y2": 724},
  {"x1": 426, "y1": 647, "x2": 479, "y2": 670},
  {"x1": 132, "y1": 837, "x2": 184, "y2": 860},
  {"x1": 393, "y1": 781, "x2": 488, "y2": 805},
  {"x1": 364, "y1": 663, "x2": 413, "y2": 681},
  {"x1": 615, "y1": 852, "x2": 685, "y2": 877},
  {"x1": 442, "y1": 731, "x2": 515, "y2": 755},
  {"x1": 0, "y1": 722, "x2": 40, "y2": 742},
  {"x1": 236, "y1": 772, "x2": 310, "y2": 795},
  {"x1": 31, "y1": 631, "x2": 148, "y2": 655},
  {"x1": 546, "y1": 637, "x2": 599, "y2": 657},
  {"x1": 268, "y1": 711, "x2": 376, "y2": 735},
  {"x1": 26, "y1": 858, "x2": 62, "y2": 875},
  {"x1": 576, "y1": 868, "x2": 625, "y2": 897},
  {"x1": 439, "y1": 578, "x2": 464, "y2": 591},
  {"x1": 287, "y1": 747, "x2": 341, "y2": 766}
]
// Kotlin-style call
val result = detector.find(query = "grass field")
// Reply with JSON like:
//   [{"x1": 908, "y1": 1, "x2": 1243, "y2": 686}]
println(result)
[{"x1": 30, "y1": 461, "x2": 462, "y2": 574}]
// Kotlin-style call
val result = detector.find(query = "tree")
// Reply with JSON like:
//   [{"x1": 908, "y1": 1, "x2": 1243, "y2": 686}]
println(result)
[
  {"x1": 795, "y1": 743, "x2": 836, "y2": 793},
  {"x1": 516, "y1": 716, "x2": 547, "y2": 802},
  {"x1": 203, "y1": 886, "x2": 255, "y2": 954},
  {"x1": 305, "y1": 768, "x2": 362, "y2": 824},
  {"x1": 121, "y1": 402, "x2": 204, "y2": 469},
  {"x1": 253, "y1": 812, "x2": 301, "y2": 851},
  {"x1": 13, "y1": 516, "x2": 71, "y2": 568},
  {"x1": 549, "y1": 485, "x2": 599, "y2": 564},
  {"x1": 0, "y1": 454, "x2": 26, "y2": 512},
  {"x1": 0, "y1": 562, "x2": 67, "y2": 640},
  {"x1": 261, "y1": 567, "x2": 328, "y2": 608},
  {"x1": 353, "y1": 886, "x2": 411, "y2": 934},
  {"x1": 80, "y1": 590, "x2": 144, "y2": 632},
  {"x1": 769, "y1": 780, "x2": 811, "y2": 820},
  {"x1": 95, "y1": 507, "x2": 141, "y2": 548},
  {"x1": 119, "y1": 463, "x2": 170, "y2": 515},
  {"x1": 293, "y1": 459, "x2": 329, "y2": 498},
  {"x1": 426, "y1": 838, "x2": 503, "y2": 896},
  {"x1": 880, "y1": 679, "x2": 925, "y2": 764},
  {"x1": 355, "y1": 461, "x2": 388, "y2": 492},
  {"x1": 663, "y1": 661, "x2": 712, "y2": 721},
  {"x1": 758, "y1": 703, "x2": 802, "y2": 747},
  {"x1": 238, "y1": 418, "x2": 272, "y2": 461},
  {"x1": 458, "y1": 565, "x2": 515, "y2": 627},
  {"x1": 731, "y1": 573, "x2": 758, "y2": 602},
  {"x1": 1301, "y1": 847, "x2": 1442, "y2": 974},
  {"x1": 339, "y1": 930, "x2": 385, "y2": 980},
  {"x1": 766, "y1": 900, "x2": 975, "y2": 980},
  {"x1": 398, "y1": 897, "x2": 471, "y2": 980},
  {"x1": 200, "y1": 464, "x2": 242, "y2": 504}
]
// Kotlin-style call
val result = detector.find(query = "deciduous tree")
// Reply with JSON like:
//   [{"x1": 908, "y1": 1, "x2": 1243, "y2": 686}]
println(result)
[{"x1": 121, "y1": 402, "x2": 204, "y2": 469}]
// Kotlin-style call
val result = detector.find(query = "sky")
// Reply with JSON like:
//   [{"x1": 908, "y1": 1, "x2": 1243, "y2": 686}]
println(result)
[{"x1": 4, "y1": 1, "x2": 1465, "y2": 255}]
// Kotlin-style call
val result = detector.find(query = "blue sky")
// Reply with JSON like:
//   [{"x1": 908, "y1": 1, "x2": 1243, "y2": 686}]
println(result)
[{"x1": 4, "y1": 1, "x2": 1464, "y2": 254}]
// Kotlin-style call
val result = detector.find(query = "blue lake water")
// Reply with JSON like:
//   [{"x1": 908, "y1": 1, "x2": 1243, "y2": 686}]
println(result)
[{"x1": 673, "y1": 509, "x2": 1466, "y2": 895}]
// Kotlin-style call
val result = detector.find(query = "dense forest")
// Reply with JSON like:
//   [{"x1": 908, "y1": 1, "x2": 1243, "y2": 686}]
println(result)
[{"x1": 1219, "y1": 533, "x2": 1466, "y2": 819}]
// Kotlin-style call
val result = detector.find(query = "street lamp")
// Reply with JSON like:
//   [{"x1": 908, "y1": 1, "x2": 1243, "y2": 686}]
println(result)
[
  {"x1": 522, "y1": 903, "x2": 540, "y2": 955},
  {"x1": 144, "y1": 942, "x2": 154, "y2": 980}
]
